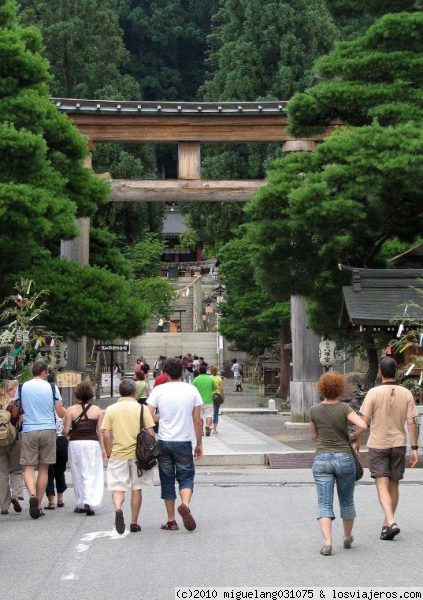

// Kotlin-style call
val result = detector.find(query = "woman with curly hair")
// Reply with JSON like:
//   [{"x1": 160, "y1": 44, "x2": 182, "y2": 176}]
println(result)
[
  {"x1": 309, "y1": 371, "x2": 367, "y2": 556},
  {"x1": 64, "y1": 381, "x2": 104, "y2": 515}
]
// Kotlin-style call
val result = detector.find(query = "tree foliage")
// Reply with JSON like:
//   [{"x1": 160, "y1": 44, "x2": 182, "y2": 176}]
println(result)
[
  {"x1": 19, "y1": 0, "x2": 140, "y2": 98},
  {"x1": 0, "y1": 0, "x2": 152, "y2": 340},
  {"x1": 131, "y1": 276, "x2": 176, "y2": 320},
  {"x1": 289, "y1": 12, "x2": 423, "y2": 136},
  {"x1": 201, "y1": 0, "x2": 336, "y2": 101},
  {"x1": 92, "y1": 142, "x2": 164, "y2": 246},
  {"x1": 0, "y1": 278, "x2": 56, "y2": 378},
  {"x1": 19, "y1": 0, "x2": 165, "y2": 260},
  {"x1": 0, "y1": 0, "x2": 109, "y2": 290},
  {"x1": 119, "y1": 0, "x2": 218, "y2": 100},
  {"x1": 247, "y1": 122, "x2": 423, "y2": 337},
  {"x1": 23, "y1": 257, "x2": 149, "y2": 339},
  {"x1": 245, "y1": 7, "x2": 423, "y2": 383},
  {"x1": 325, "y1": 0, "x2": 421, "y2": 19},
  {"x1": 218, "y1": 237, "x2": 290, "y2": 356},
  {"x1": 185, "y1": 0, "x2": 336, "y2": 253}
]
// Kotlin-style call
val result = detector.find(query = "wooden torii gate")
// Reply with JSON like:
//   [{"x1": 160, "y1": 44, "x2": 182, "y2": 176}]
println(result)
[{"x1": 56, "y1": 98, "x2": 337, "y2": 420}]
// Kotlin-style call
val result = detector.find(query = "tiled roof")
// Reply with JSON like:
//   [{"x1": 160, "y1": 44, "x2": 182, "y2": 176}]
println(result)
[
  {"x1": 52, "y1": 99, "x2": 288, "y2": 115},
  {"x1": 341, "y1": 268, "x2": 423, "y2": 326},
  {"x1": 162, "y1": 212, "x2": 188, "y2": 235}
]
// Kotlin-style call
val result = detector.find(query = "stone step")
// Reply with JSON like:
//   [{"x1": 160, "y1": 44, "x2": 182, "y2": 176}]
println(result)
[{"x1": 129, "y1": 332, "x2": 218, "y2": 367}]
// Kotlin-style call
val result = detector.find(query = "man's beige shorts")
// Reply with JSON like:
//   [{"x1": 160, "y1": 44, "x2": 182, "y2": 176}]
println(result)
[
  {"x1": 107, "y1": 458, "x2": 154, "y2": 492},
  {"x1": 202, "y1": 404, "x2": 213, "y2": 420},
  {"x1": 20, "y1": 430, "x2": 56, "y2": 465}
]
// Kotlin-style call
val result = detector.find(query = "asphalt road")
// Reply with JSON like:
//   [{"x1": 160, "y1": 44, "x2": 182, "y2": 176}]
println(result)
[{"x1": 1, "y1": 467, "x2": 422, "y2": 600}]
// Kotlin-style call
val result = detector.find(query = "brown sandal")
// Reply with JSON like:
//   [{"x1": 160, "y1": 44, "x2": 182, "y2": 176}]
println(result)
[
  {"x1": 161, "y1": 520, "x2": 179, "y2": 531},
  {"x1": 177, "y1": 503, "x2": 196, "y2": 531}
]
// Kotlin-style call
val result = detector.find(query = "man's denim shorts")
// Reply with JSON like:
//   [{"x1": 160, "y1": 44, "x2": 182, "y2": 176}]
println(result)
[{"x1": 157, "y1": 440, "x2": 195, "y2": 500}]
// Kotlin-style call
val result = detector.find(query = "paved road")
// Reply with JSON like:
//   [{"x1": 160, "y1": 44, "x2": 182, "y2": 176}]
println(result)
[{"x1": 1, "y1": 467, "x2": 422, "y2": 600}]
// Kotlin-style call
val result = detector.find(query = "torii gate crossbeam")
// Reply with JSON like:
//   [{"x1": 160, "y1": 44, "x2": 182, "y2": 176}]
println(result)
[{"x1": 54, "y1": 99, "x2": 337, "y2": 204}]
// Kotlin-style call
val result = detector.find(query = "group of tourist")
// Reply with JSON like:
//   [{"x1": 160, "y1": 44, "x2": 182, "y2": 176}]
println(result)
[
  {"x1": 1, "y1": 353, "x2": 416, "y2": 552},
  {"x1": 0, "y1": 356, "x2": 220, "y2": 533}
]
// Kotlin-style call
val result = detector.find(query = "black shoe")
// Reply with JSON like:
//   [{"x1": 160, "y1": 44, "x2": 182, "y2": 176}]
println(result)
[
  {"x1": 11, "y1": 498, "x2": 22, "y2": 513},
  {"x1": 74, "y1": 507, "x2": 87, "y2": 514},
  {"x1": 29, "y1": 496, "x2": 41, "y2": 519},
  {"x1": 381, "y1": 523, "x2": 400, "y2": 540},
  {"x1": 130, "y1": 523, "x2": 141, "y2": 533},
  {"x1": 84, "y1": 504, "x2": 95, "y2": 516},
  {"x1": 115, "y1": 509, "x2": 125, "y2": 534},
  {"x1": 1, "y1": 510, "x2": 9, "y2": 515},
  {"x1": 205, "y1": 426, "x2": 210, "y2": 436}
]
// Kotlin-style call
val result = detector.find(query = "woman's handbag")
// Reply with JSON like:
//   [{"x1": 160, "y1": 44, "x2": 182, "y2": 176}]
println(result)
[
  {"x1": 212, "y1": 392, "x2": 224, "y2": 406},
  {"x1": 319, "y1": 405, "x2": 364, "y2": 481}
]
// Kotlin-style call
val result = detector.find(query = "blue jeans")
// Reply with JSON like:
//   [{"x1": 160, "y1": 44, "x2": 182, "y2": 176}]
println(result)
[
  {"x1": 213, "y1": 403, "x2": 219, "y2": 425},
  {"x1": 312, "y1": 452, "x2": 356, "y2": 520},
  {"x1": 157, "y1": 441, "x2": 195, "y2": 500}
]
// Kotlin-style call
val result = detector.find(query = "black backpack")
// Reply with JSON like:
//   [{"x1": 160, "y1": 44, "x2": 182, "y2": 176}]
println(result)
[{"x1": 135, "y1": 404, "x2": 160, "y2": 477}]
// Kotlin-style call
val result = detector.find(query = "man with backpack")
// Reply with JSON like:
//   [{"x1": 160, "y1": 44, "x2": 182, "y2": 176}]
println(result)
[
  {"x1": 14, "y1": 361, "x2": 66, "y2": 519},
  {"x1": 101, "y1": 378, "x2": 156, "y2": 535}
]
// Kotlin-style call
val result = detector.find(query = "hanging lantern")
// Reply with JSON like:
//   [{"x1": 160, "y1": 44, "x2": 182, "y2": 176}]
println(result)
[{"x1": 319, "y1": 339, "x2": 337, "y2": 368}]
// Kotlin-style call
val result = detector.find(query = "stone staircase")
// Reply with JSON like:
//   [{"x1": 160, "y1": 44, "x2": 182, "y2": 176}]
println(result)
[{"x1": 129, "y1": 332, "x2": 218, "y2": 368}]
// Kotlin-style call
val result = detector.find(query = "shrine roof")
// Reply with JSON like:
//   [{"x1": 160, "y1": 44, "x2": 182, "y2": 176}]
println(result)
[
  {"x1": 340, "y1": 268, "x2": 423, "y2": 327},
  {"x1": 52, "y1": 98, "x2": 289, "y2": 116}
]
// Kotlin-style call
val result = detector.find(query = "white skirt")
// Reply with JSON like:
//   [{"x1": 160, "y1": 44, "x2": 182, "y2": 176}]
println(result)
[{"x1": 68, "y1": 440, "x2": 104, "y2": 509}]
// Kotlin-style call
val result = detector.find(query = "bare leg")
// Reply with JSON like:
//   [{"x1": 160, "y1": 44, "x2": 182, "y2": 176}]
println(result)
[
  {"x1": 164, "y1": 498, "x2": 175, "y2": 521},
  {"x1": 388, "y1": 480, "x2": 399, "y2": 518},
  {"x1": 112, "y1": 490, "x2": 125, "y2": 510},
  {"x1": 375, "y1": 477, "x2": 395, "y2": 525},
  {"x1": 180, "y1": 488, "x2": 193, "y2": 507},
  {"x1": 342, "y1": 518, "x2": 354, "y2": 541},
  {"x1": 205, "y1": 417, "x2": 212, "y2": 429},
  {"x1": 318, "y1": 517, "x2": 332, "y2": 546},
  {"x1": 131, "y1": 490, "x2": 142, "y2": 524},
  {"x1": 23, "y1": 465, "x2": 37, "y2": 497},
  {"x1": 35, "y1": 464, "x2": 49, "y2": 505}
]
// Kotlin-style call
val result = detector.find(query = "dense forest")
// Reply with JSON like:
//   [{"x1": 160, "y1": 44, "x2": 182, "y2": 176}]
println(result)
[{"x1": 1, "y1": 0, "x2": 421, "y2": 381}]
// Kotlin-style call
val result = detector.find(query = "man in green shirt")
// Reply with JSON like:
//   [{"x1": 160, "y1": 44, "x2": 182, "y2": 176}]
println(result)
[{"x1": 192, "y1": 363, "x2": 216, "y2": 436}]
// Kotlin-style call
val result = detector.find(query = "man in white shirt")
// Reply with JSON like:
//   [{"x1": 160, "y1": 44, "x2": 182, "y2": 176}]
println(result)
[
  {"x1": 231, "y1": 358, "x2": 243, "y2": 391},
  {"x1": 147, "y1": 357, "x2": 203, "y2": 531}
]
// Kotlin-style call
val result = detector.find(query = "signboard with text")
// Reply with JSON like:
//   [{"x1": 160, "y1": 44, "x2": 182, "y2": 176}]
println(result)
[
  {"x1": 56, "y1": 371, "x2": 82, "y2": 388},
  {"x1": 95, "y1": 344, "x2": 129, "y2": 352}
]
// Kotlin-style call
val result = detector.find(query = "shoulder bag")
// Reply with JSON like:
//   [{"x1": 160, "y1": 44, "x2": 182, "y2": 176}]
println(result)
[
  {"x1": 135, "y1": 404, "x2": 160, "y2": 477},
  {"x1": 318, "y1": 404, "x2": 364, "y2": 481}
]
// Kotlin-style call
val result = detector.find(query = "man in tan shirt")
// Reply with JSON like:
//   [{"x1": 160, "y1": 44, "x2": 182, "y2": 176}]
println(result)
[
  {"x1": 356, "y1": 357, "x2": 418, "y2": 541},
  {"x1": 102, "y1": 379, "x2": 155, "y2": 535}
]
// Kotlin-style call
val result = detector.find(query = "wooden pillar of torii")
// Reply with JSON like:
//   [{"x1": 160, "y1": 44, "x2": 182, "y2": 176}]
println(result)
[
  {"x1": 59, "y1": 143, "x2": 94, "y2": 375},
  {"x1": 283, "y1": 140, "x2": 322, "y2": 422}
]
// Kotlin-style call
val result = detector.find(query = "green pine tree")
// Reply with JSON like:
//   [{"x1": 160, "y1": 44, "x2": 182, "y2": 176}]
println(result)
[
  {"x1": 246, "y1": 10, "x2": 423, "y2": 383},
  {"x1": 0, "y1": 0, "x2": 150, "y2": 339}
]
